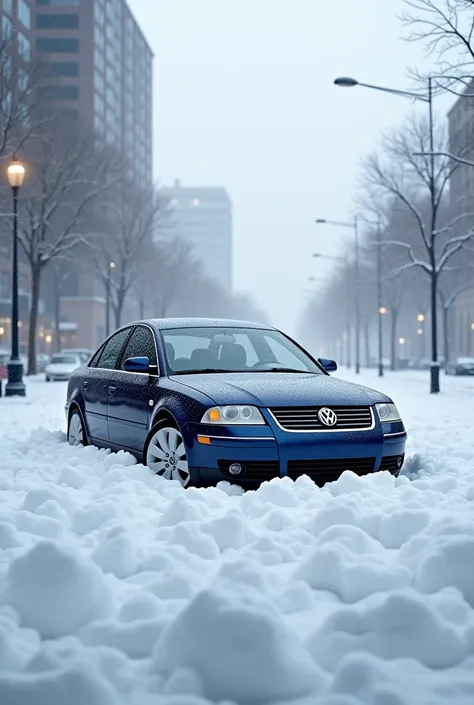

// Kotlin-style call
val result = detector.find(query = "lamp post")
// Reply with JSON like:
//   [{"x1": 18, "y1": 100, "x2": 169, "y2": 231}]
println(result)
[
  {"x1": 105, "y1": 261, "x2": 116, "y2": 338},
  {"x1": 5, "y1": 157, "x2": 26, "y2": 397},
  {"x1": 315, "y1": 217, "x2": 360, "y2": 373},
  {"x1": 376, "y1": 222, "x2": 385, "y2": 377}
]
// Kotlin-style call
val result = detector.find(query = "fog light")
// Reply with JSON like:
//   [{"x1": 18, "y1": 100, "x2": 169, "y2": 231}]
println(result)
[
  {"x1": 229, "y1": 463, "x2": 244, "y2": 476},
  {"x1": 397, "y1": 456, "x2": 403, "y2": 469}
]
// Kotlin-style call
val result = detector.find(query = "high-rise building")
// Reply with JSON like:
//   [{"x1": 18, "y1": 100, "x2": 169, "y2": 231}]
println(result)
[
  {"x1": 447, "y1": 86, "x2": 474, "y2": 357},
  {"x1": 161, "y1": 180, "x2": 233, "y2": 291},
  {"x1": 32, "y1": 0, "x2": 153, "y2": 182},
  {"x1": 29, "y1": 0, "x2": 154, "y2": 349}
]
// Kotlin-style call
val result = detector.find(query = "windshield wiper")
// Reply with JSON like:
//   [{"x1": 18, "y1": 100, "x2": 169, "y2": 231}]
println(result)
[
  {"x1": 171, "y1": 368, "x2": 235, "y2": 375},
  {"x1": 257, "y1": 367, "x2": 313, "y2": 373}
]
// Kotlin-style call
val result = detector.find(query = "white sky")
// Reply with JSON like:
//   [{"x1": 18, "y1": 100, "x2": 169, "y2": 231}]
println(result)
[{"x1": 128, "y1": 0, "x2": 452, "y2": 334}]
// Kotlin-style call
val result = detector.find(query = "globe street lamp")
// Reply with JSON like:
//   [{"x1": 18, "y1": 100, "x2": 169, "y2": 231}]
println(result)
[{"x1": 5, "y1": 156, "x2": 26, "y2": 397}]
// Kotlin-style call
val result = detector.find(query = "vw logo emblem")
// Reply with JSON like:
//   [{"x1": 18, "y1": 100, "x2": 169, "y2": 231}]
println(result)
[{"x1": 318, "y1": 407, "x2": 338, "y2": 427}]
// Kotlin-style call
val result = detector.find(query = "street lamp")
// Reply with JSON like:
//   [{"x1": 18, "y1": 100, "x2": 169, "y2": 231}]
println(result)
[
  {"x1": 417, "y1": 314, "x2": 425, "y2": 323},
  {"x1": 5, "y1": 156, "x2": 26, "y2": 397},
  {"x1": 315, "y1": 217, "x2": 360, "y2": 373},
  {"x1": 105, "y1": 261, "x2": 116, "y2": 338}
]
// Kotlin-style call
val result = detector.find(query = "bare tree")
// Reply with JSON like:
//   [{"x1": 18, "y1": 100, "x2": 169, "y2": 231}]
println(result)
[
  {"x1": 93, "y1": 184, "x2": 164, "y2": 328},
  {"x1": 18, "y1": 116, "x2": 119, "y2": 374},
  {"x1": 363, "y1": 113, "x2": 474, "y2": 391},
  {"x1": 401, "y1": 0, "x2": 474, "y2": 78}
]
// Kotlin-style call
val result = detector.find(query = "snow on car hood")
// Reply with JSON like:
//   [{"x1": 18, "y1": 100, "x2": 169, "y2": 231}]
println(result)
[{"x1": 173, "y1": 372, "x2": 392, "y2": 407}]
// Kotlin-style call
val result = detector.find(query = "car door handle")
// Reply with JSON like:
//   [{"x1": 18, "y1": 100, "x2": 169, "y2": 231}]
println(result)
[
  {"x1": 83, "y1": 381, "x2": 88, "y2": 389},
  {"x1": 108, "y1": 386, "x2": 116, "y2": 395}
]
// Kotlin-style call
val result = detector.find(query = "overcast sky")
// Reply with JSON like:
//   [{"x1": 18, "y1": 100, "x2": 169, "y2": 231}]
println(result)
[{"x1": 129, "y1": 0, "x2": 449, "y2": 334}]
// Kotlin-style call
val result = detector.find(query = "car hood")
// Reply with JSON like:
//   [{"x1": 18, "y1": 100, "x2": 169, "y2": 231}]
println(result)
[{"x1": 172, "y1": 372, "x2": 392, "y2": 407}]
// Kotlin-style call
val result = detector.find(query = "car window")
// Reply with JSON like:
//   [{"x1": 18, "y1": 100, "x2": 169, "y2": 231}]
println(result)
[
  {"x1": 96, "y1": 329, "x2": 131, "y2": 370},
  {"x1": 120, "y1": 326, "x2": 157, "y2": 370},
  {"x1": 262, "y1": 334, "x2": 311, "y2": 371},
  {"x1": 51, "y1": 355, "x2": 78, "y2": 365},
  {"x1": 88, "y1": 345, "x2": 104, "y2": 368}
]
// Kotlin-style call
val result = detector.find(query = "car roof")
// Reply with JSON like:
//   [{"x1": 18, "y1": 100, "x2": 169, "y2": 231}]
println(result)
[{"x1": 134, "y1": 317, "x2": 275, "y2": 331}]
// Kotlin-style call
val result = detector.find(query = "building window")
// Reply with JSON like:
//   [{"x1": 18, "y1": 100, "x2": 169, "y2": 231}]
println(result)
[
  {"x1": 2, "y1": 15, "x2": 13, "y2": 40},
  {"x1": 3, "y1": 0, "x2": 13, "y2": 15},
  {"x1": 46, "y1": 61, "x2": 79, "y2": 77},
  {"x1": 36, "y1": 37, "x2": 79, "y2": 53},
  {"x1": 18, "y1": 68, "x2": 28, "y2": 93},
  {"x1": 18, "y1": 0, "x2": 31, "y2": 28},
  {"x1": 39, "y1": 84, "x2": 79, "y2": 100},
  {"x1": 36, "y1": 13, "x2": 79, "y2": 29},
  {"x1": 36, "y1": 0, "x2": 80, "y2": 5},
  {"x1": 18, "y1": 33, "x2": 30, "y2": 61}
]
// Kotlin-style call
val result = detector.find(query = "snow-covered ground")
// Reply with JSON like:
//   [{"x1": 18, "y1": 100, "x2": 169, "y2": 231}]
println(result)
[{"x1": 1, "y1": 370, "x2": 474, "y2": 705}]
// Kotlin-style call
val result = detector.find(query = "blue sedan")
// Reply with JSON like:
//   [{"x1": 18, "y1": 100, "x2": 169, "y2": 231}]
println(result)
[{"x1": 65, "y1": 318, "x2": 407, "y2": 487}]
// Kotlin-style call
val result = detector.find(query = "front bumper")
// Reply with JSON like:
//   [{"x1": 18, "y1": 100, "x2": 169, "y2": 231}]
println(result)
[{"x1": 182, "y1": 415, "x2": 407, "y2": 485}]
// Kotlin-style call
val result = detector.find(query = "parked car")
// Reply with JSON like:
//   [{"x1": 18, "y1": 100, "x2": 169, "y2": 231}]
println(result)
[
  {"x1": 36, "y1": 353, "x2": 51, "y2": 373},
  {"x1": 445, "y1": 357, "x2": 474, "y2": 376},
  {"x1": 61, "y1": 348, "x2": 93, "y2": 364},
  {"x1": 0, "y1": 351, "x2": 8, "y2": 380},
  {"x1": 45, "y1": 353, "x2": 83, "y2": 382},
  {"x1": 65, "y1": 318, "x2": 407, "y2": 488}
]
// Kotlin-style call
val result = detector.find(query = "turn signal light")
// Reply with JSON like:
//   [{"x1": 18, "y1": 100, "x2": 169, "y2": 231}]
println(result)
[{"x1": 197, "y1": 435, "x2": 211, "y2": 445}]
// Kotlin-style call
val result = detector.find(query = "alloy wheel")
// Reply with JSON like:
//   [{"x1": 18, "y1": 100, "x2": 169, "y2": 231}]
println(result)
[
  {"x1": 146, "y1": 426, "x2": 190, "y2": 487},
  {"x1": 68, "y1": 411, "x2": 85, "y2": 446}
]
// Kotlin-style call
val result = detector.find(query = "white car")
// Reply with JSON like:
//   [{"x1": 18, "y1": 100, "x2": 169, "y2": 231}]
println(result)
[{"x1": 45, "y1": 354, "x2": 82, "y2": 382}]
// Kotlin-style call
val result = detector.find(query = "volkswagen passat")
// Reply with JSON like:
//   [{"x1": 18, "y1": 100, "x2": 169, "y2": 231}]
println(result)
[{"x1": 65, "y1": 318, "x2": 407, "y2": 487}]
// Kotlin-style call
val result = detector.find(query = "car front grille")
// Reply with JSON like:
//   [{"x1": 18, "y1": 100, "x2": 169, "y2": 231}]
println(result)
[
  {"x1": 379, "y1": 454, "x2": 405, "y2": 475},
  {"x1": 287, "y1": 457, "x2": 376, "y2": 486},
  {"x1": 218, "y1": 459, "x2": 280, "y2": 482},
  {"x1": 269, "y1": 406, "x2": 373, "y2": 431}
]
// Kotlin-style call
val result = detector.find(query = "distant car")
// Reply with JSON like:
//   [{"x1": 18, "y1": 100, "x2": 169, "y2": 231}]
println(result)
[
  {"x1": 36, "y1": 353, "x2": 50, "y2": 373},
  {"x1": 0, "y1": 351, "x2": 8, "y2": 380},
  {"x1": 65, "y1": 318, "x2": 407, "y2": 488},
  {"x1": 61, "y1": 348, "x2": 93, "y2": 364},
  {"x1": 445, "y1": 357, "x2": 474, "y2": 376},
  {"x1": 45, "y1": 353, "x2": 82, "y2": 382}
]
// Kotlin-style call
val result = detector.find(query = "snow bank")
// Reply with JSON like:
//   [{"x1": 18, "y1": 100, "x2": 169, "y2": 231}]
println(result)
[{"x1": 0, "y1": 371, "x2": 473, "y2": 704}]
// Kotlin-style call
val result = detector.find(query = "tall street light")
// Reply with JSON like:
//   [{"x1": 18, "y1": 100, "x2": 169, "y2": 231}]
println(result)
[
  {"x1": 375, "y1": 221, "x2": 385, "y2": 378},
  {"x1": 105, "y1": 261, "x2": 115, "y2": 338},
  {"x1": 5, "y1": 156, "x2": 26, "y2": 397},
  {"x1": 315, "y1": 217, "x2": 360, "y2": 373}
]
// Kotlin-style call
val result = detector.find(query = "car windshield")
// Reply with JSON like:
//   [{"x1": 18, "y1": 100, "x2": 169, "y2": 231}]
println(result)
[
  {"x1": 161, "y1": 326, "x2": 322, "y2": 374},
  {"x1": 51, "y1": 355, "x2": 78, "y2": 365}
]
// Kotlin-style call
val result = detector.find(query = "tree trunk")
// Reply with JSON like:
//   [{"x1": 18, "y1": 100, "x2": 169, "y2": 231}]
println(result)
[
  {"x1": 114, "y1": 291, "x2": 125, "y2": 329},
  {"x1": 364, "y1": 319, "x2": 371, "y2": 368},
  {"x1": 27, "y1": 265, "x2": 41, "y2": 376},
  {"x1": 139, "y1": 297, "x2": 145, "y2": 319},
  {"x1": 390, "y1": 308, "x2": 398, "y2": 371},
  {"x1": 443, "y1": 304, "x2": 450, "y2": 366}
]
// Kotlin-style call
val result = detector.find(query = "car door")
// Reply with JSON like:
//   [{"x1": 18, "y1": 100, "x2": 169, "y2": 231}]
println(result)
[
  {"x1": 107, "y1": 324, "x2": 158, "y2": 452},
  {"x1": 84, "y1": 328, "x2": 132, "y2": 443}
]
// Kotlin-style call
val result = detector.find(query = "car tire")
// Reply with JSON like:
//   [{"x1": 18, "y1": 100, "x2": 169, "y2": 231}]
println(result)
[
  {"x1": 144, "y1": 419, "x2": 191, "y2": 487},
  {"x1": 46, "y1": 376, "x2": 50, "y2": 382},
  {"x1": 67, "y1": 409, "x2": 87, "y2": 447}
]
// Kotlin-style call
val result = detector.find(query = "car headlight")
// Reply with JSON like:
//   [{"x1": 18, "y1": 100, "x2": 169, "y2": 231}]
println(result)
[
  {"x1": 375, "y1": 403, "x2": 401, "y2": 423},
  {"x1": 201, "y1": 405, "x2": 265, "y2": 425}
]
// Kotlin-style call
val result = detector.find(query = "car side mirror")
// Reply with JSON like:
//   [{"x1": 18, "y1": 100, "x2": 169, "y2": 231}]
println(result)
[
  {"x1": 123, "y1": 356, "x2": 150, "y2": 373},
  {"x1": 318, "y1": 357, "x2": 337, "y2": 373}
]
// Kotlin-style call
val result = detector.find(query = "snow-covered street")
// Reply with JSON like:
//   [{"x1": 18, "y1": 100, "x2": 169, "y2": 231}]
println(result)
[{"x1": 1, "y1": 370, "x2": 474, "y2": 705}]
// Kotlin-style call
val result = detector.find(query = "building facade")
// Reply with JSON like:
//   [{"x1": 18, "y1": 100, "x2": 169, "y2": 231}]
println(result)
[
  {"x1": 447, "y1": 86, "x2": 474, "y2": 358},
  {"x1": 161, "y1": 180, "x2": 233, "y2": 291}
]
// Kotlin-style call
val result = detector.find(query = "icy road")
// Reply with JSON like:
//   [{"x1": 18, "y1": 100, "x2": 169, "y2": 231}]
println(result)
[{"x1": 0, "y1": 370, "x2": 474, "y2": 705}]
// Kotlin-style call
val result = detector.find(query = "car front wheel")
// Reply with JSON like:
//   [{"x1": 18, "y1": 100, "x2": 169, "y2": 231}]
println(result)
[
  {"x1": 144, "y1": 421, "x2": 191, "y2": 487},
  {"x1": 67, "y1": 409, "x2": 87, "y2": 446}
]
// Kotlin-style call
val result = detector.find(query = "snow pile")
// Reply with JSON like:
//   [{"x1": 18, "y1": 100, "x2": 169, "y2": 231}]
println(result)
[{"x1": 0, "y1": 371, "x2": 473, "y2": 704}]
